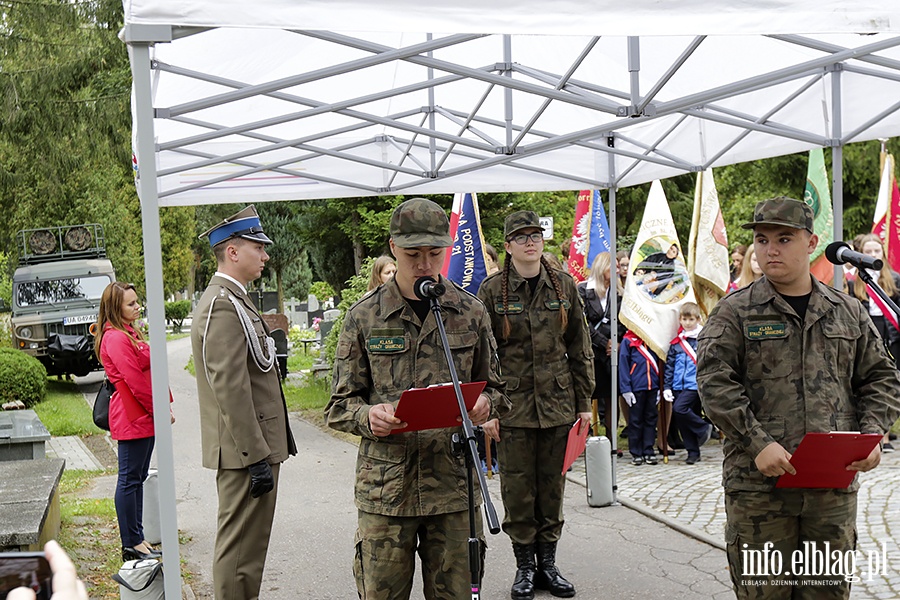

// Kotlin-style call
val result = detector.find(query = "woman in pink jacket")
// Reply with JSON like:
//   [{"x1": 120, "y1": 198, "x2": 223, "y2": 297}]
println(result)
[{"x1": 94, "y1": 282, "x2": 171, "y2": 562}]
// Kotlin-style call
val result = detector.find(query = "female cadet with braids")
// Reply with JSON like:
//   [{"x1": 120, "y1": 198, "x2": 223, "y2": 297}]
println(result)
[{"x1": 478, "y1": 211, "x2": 594, "y2": 600}]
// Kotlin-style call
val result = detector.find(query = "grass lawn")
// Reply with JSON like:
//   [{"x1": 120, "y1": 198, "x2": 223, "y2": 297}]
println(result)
[
  {"x1": 28, "y1": 379, "x2": 193, "y2": 598},
  {"x1": 33, "y1": 380, "x2": 105, "y2": 437},
  {"x1": 57, "y1": 470, "x2": 121, "y2": 599}
]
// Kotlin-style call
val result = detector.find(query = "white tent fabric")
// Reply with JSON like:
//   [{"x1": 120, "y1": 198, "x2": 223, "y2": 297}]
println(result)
[
  {"x1": 124, "y1": 2, "x2": 900, "y2": 205},
  {"x1": 122, "y1": 4, "x2": 900, "y2": 596},
  {"x1": 124, "y1": 0, "x2": 900, "y2": 36}
]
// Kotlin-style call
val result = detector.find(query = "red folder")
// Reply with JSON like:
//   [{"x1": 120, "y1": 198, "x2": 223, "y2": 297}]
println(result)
[
  {"x1": 391, "y1": 381, "x2": 486, "y2": 434},
  {"x1": 776, "y1": 432, "x2": 883, "y2": 489},
  {"x1": 561, "y1": 420, "x2": 591, "y2": 475}
]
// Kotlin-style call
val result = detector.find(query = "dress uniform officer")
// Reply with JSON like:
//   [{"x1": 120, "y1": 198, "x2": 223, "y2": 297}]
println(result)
[
  {"x1": 697, "y1": 197, "x2": 900, "y2": 599},
  {"x1": 191, "y1": 206, "x2": 296, "y2": 600},
  {"x1": 478, "y1": 211, "x2": 594, "y2": 600},
  {"x1": 326, "y1": 197, "x2": 509, "y2": 600}
]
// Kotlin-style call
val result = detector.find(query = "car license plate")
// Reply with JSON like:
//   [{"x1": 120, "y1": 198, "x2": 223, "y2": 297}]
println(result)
[{"x1": 63, "y1": 314, "x2": 97, "y2": 326}]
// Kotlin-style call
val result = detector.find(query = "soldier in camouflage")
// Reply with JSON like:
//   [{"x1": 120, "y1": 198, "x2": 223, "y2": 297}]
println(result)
[
  {"x1": 697, "y1": 196, "x2": 900, "y2": 599},
  {"x1": 326, "y1": 198, "x2": 509, "y2": 600},
  {"x1": 478, "y1": 211, "x2": 594, "y2": 600}
]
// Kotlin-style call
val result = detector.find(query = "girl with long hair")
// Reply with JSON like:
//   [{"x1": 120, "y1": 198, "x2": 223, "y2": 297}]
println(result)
[
  {"x1": 578, "y1": 252, "x2": 626, "y2": 444},
  {"x1": 478, "y1": 211, "x2": 594, "y2": 600},
  {"x1": 735, "y1": 245, "x2": 763, "y2": 289},
  {"x1": 94, "y1": 282, "x2": 172, "y2": 561},
  {"x1": 366, "y1": 255, "x2": 397, "y2": 291}
]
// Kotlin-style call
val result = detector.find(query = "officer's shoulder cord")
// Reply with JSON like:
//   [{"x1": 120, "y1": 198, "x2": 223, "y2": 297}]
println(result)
[{"x1": 201, "y1": 291, "x2": 276, "y2": 381}]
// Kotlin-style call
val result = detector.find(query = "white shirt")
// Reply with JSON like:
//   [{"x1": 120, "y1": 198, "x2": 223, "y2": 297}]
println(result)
[{"x1": 214, "y1": 271, "x2": 247, "y2": 295}]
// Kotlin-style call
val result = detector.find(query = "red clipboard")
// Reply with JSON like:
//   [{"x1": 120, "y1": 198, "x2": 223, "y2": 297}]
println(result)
[
  {"x1": 776, "y1": 432, "x2": 883, "y2": 489},
  {"x1": 561, "y1": 420, "x2": 590, "y2": 474},
  {"x1": 390, "y1": 381, "x2": 487, "y2": 434}
]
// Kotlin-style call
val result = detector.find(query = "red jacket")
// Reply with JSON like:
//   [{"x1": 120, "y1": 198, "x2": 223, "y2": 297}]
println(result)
[{"x1": 99, "y1": 324, "x2": 162, "y2": 440}]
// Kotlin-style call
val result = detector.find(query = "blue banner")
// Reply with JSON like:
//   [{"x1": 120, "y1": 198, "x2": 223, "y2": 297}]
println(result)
[
  {"x1": 446, "y1": 193, "x2": 489, "y2": 292},
  {"x1": 586, "y1": 189, "x2": 612, "y2": 267}
]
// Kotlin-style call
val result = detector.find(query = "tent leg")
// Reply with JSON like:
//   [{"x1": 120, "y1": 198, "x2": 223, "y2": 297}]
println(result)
[{"x1": 130, "y1": 41, "x2": 183, "y2": 600}]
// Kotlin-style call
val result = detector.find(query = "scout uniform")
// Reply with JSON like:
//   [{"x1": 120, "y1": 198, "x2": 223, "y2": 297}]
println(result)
[
  {"x1": 697, "y1": 197, "x2": 900, "y2": 599},
  {"x1": 477, "y1": 210, "x2": 594, "y2": 599},
  {"x1": 326, "y1": 198, "x2": 509, "y2": 600},
  {"x1": 191, "y1": 206, "x2": 296, "y2": 600}
]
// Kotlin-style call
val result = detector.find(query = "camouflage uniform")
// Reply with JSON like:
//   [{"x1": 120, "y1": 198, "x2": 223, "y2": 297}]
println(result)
[
  {"x1": 697, "y1": 197, "x2": 900, "y2": 599},
  {"x1": 326, "y1": 198, "x2": 509, "y2": 600},
  {"x1": 477, "y1": 212, "x2": 594, "y2": 546}
]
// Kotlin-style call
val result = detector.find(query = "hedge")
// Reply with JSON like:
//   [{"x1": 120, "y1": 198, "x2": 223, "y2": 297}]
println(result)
[{"x1": 0, "y1": 348, "x2": 47, "y2": 407}]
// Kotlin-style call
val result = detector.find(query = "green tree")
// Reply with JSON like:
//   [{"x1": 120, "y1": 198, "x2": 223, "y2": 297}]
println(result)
[
  {"x1": 256, "y1": 202, "x2": 306, "y2": 312},
  {"x1": 0, "y1": 0, "x2": 197, "y2": 296}
]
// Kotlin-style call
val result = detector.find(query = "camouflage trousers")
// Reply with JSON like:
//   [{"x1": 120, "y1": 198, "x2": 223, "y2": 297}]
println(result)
[
  {"x1": 497, "y1": 425, "x2": 569, "y2": 544},
  {"x1": 353, "y1": 509, "x2": 485, "y2": 600},
  {"x1": 724, "y1": 489, "x2": 857, "y2": 599}
]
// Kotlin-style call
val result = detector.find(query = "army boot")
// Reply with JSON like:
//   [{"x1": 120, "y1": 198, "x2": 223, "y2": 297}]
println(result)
[
  {"x1": 510, "y1": 543, "x2": 536, "y2": 600},
  {"x1": 534, "y1": 541, "x2": 576, "y2": 597}
]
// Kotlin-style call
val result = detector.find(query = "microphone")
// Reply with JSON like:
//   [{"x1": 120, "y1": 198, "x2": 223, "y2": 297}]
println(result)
[
  {"x1": 825, "y1": 241, "x2": 883, "y2": 271},
  {"x1": 414, "y1": 276, "x2": 446, "y2": 300}
]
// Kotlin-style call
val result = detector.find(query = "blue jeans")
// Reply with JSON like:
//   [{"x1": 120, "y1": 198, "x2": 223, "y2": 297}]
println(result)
[{"x1": 116, "y1": 436, "x2": 154, "y2": 547}]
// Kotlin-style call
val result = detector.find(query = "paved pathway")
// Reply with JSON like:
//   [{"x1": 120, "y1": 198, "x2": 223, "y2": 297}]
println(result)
[
  {"x1": 567, "y1": 440, "x2": 900, "y2": 599},
  {"x1": 46, "y1": 436, "x2": 103, "y2": 471},
  {"x1": 63, "y1": 337, "x2": 900, "y2": 598}
]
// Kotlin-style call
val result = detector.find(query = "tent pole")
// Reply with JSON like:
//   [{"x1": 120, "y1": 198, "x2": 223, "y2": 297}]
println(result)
[
  {"x1": 130, "y1": 41, "x2": 183, "y2": 599},
  {"x1": 832, "y1": 66, "x2": 844, "y2": 288},
  {"x1": 504, "y1": 35, "x2": 513, "y2": 148},
  {"x1": 627, "y1": 37, "x2": 640, "y2": 114},
  {"x1": 427, "y1": 34, "x2": 437, "y2": 173},
  {"x1": 607, "y1": 136, "x2": 619, "y2": 504}
]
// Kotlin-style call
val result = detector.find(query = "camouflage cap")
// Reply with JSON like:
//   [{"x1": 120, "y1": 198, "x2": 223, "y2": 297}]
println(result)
[
  {"x1": 741, "y1": 196, "x2": 814, "y2": 233},
  {"x1": 504, "y1": 211, "x2": 543, "y2": 239},
  {"x1": 390, "y1": 198, "x2": 452, "y2": 248}
]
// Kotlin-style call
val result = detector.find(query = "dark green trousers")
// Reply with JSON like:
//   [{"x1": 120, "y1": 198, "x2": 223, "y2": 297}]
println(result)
[
  {"x1": 497, "y1": 425, "x2": 569, "y2": 544},
  {"x1": 725, "y1": 488, "x2": 857, "y2": 599},
  {"x1": 354, "y1": 509, "x2": 485, "y2": 599}
]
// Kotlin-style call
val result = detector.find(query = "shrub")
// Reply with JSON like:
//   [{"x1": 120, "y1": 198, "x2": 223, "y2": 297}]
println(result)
[
  {"x1": 324, "y1": 257, "x2": 374, "y2": 367},
  {"x1": 309, "y1": 281, "x2": 335, "y2": 304},
  {"x1": 0, "y1": 348, "x2": 47, "y2": 407},
  {"x1": 164, "y1": 300, "x2": 192, "y2": 333},
  {"x1": 288, "y1": 324, "x2": 316, "y2": 346}
]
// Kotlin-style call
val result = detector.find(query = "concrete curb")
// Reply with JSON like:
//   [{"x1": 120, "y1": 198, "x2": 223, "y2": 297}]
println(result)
[{"x1": 565, "y1": 471, "x2": 726, "y2": 552}]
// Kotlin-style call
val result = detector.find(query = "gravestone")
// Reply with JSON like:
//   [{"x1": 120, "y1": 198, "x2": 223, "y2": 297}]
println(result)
[
  {"x1": 0, "y1": 410, "x2": 51, "y2": 461},
  {"x1": 0, "y1": 458, "x2": 64, "y2": 551}
]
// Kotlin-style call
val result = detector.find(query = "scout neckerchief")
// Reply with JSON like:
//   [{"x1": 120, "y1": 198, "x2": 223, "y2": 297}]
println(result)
[
  {"x1": 623, "y1": 331, "x2": 659, "y2": 375},
  {"x1": 865, "y1": 285, "x2": 900, "y2": 333},
  {"x1": 669, "y1": 326, "x2": 700, "y2": 365}
]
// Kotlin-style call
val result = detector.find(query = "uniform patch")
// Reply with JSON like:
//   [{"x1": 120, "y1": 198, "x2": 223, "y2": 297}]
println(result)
[
  {"x1": 494, "y1": 302, "x2": 524, "y2": 314},
  {"x1": 367, "y1": 336, "x2": 407, "y2": 353},
  {"x1": 745, "y1": 322, "x2": 788, "y2": 339},
  {"x1": 544, "y1": 299, "x2": 571, "y2": 310}
]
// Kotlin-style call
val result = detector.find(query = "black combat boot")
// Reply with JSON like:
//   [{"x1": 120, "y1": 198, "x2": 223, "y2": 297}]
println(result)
[
  {"x1": 510, "y1": 543, "x2": 536, "y2": 600},
  {"x1": 534, "y1": 541, "x2": 576, "y2": 597}
]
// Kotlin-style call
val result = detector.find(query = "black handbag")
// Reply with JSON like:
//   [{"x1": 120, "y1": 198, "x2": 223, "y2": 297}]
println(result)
[{"x1": 92, "y1": 378, "x2": 115, "y2": 431}]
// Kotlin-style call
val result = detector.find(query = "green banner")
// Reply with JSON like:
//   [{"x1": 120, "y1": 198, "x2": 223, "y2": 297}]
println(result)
[{"x1": 803, "y1": 148, "x2": 834, "y2": 262}]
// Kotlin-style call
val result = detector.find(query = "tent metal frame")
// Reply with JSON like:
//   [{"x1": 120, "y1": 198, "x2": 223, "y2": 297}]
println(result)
[
  {"x1": 123, "y1": 24, "x2": 900, "y2": 597},
  {"x1": 131, "y1": 28, "x2": 900, "y2": 201}
]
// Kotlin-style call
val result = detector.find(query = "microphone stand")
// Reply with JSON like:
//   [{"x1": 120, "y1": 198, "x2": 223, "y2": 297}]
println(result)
[
  {"x1": 426, "y1": 293, "x2": 501, "y2": 600},
  {"x1": 856, "y1": 268, "x2": 900, "y2": 341}
]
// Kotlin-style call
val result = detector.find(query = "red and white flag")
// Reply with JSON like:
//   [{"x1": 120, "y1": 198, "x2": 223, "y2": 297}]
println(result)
[{"x1": 873, "y1": 154, "x2": 900, "y2": 273}]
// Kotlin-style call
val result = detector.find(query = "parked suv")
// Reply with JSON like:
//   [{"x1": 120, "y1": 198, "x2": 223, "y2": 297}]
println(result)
[{"x1": 11, "y1": 224, "x2": 115, "y2": 377}]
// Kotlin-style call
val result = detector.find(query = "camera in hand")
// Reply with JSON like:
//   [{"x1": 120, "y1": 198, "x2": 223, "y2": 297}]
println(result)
[{"x1": 0, "y1": 552, "x2": 52, "y2": 600}]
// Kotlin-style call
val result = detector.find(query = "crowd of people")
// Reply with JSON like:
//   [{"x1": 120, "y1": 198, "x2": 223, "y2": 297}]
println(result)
[{"x1": 22, "y1": 196, "x2": 900, "y2": 600}]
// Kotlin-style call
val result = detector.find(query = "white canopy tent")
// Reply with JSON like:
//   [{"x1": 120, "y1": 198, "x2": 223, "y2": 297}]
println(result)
[{"x1": 122, "y1": 2, "x2": 900, "y2": 595}]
